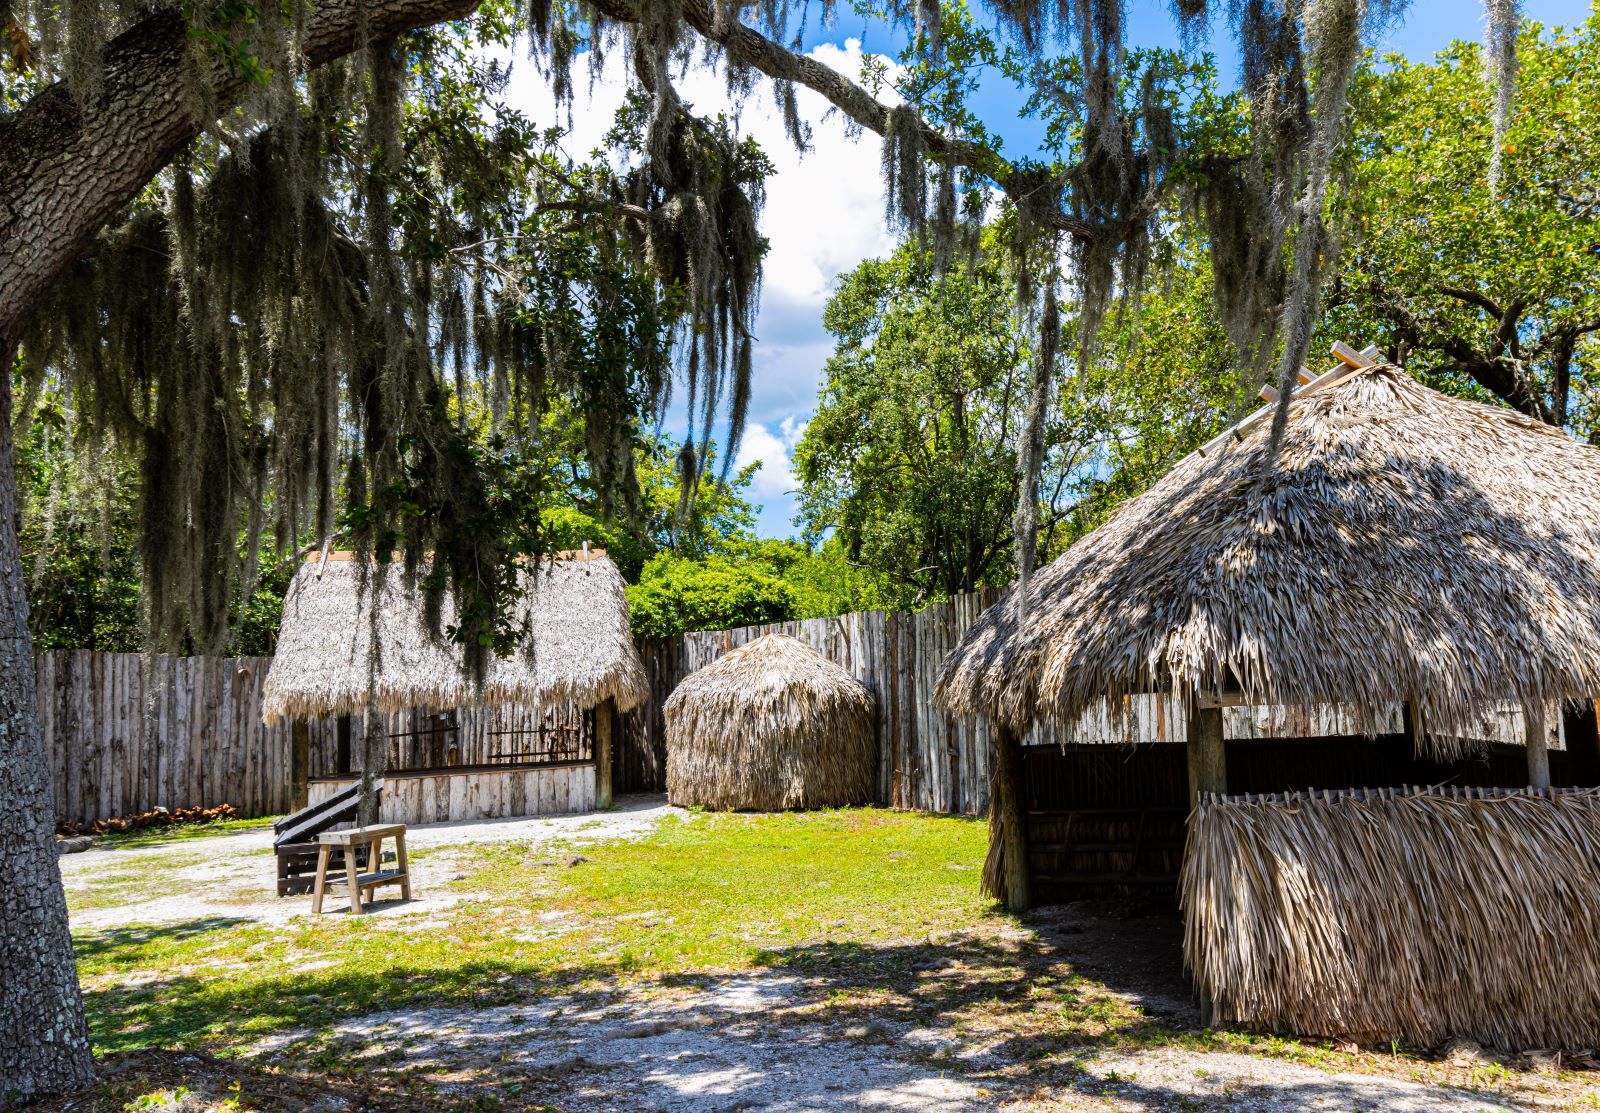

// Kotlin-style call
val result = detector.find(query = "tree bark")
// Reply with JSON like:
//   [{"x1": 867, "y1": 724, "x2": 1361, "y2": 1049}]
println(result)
[
  {"x1": 0, "y1": 350, "x2": 94, "y2": 1101},
  {"x1": 0, "y1": 0, "x2": 479, "y2": 356},
  {"x1": 0, "y1": 0, "x2": 481, "y2": 1100}
]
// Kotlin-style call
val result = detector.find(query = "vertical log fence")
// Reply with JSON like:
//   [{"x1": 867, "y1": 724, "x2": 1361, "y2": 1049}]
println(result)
[{"x1": 37, "y1": 592, "x2": 1546, "y2": 826}]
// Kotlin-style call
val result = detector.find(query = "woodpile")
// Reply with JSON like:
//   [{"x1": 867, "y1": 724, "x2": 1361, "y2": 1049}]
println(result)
[
  {"x1": 1183, "y1": 786, "x2": 1600, "y2": 1049},
  {"x1": 57, "y1": 802, "x2": 238, "y2": 837}
]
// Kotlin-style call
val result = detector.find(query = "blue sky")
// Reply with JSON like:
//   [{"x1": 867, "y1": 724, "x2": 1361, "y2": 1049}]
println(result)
[{"x1": 506, "y1": 1, "x2": 1595, "y2": 538}]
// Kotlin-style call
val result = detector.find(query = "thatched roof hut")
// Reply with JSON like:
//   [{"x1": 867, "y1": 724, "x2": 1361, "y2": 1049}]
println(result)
[
  {"x1": 261, "y1": 550, "x2": 647, "y2": 726},
  {"x1": 934, "y1": 349, "x2": 1600, "y2": 1047},
  {"x1": 664, "y1": 633, "x2": 876, "y2": 811},
  {"x1": 937, "y1": 361, "x2": 1600, "y2": 753}
]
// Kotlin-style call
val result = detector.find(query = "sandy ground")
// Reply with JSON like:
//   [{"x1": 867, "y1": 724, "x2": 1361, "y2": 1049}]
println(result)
[
  {"x1": 61, "y1": 793, "x2": 681, "y2": 929},
  {"x1": 244, "y1": 969, "x2": 1525, "y2": 1113},
  {"x1": 63, "y1": 799, "x2": 1591, "y2": 1111}
]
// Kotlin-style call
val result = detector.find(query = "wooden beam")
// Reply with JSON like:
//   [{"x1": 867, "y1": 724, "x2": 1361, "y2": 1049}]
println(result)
[
  {"x1": 1201, "y1": 343, "x2": 1386, "y2": 458},
  {"x1": 594, "y1": 697, "x2": 616, "y2": 810},
  {"x1": 993, "y1": 723, "x2": 1032, "y2": 913},
  {"x1": 1526, "y1": 702, "x2": 1552, "y2": 790},
  {"x1": 291, "y1": 718, "x2": 311, "y2": 810},
  {"x1": 1186, "y1": 703, "x2": 1226, "y2": 811}
]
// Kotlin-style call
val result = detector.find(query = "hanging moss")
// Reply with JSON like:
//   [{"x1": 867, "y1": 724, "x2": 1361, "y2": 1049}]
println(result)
[{"x1": 1482, "y1": 0, "x2": 1519, "y2": 192}]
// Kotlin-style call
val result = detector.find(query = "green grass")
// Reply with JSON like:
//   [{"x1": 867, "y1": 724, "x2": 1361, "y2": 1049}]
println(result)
[{"x1": 75, "y1": 809, "x2": 995, "y2": 1053}]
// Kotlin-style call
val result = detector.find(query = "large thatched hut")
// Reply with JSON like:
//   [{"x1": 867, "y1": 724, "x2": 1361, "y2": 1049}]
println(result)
[
  {"x1": 936, "y1": 346, "x2": 1600, "y2": 1048},
  {"x1": 262, "y1": 548, "x2": 647, "y2": 823},
  {"x1": 665, "y1": 633, "x2": 876, "y2": 810}
]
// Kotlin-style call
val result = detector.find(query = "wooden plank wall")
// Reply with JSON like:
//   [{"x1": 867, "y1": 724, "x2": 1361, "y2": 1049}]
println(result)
[
  {"x1": 37, "y1": 651, "x2": 291, "y2": 825},
  {"x1": 621, "y1": 591, "x2": 1547, "y2": 817},
  {"x1": 38, "y1": 596, "x2": 1549, "y2": 826}
]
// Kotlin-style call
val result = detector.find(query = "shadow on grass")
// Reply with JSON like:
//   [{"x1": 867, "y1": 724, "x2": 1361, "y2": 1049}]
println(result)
[{"x1": 72, "y1": 911, "x2": 1518, "y2": 1112}]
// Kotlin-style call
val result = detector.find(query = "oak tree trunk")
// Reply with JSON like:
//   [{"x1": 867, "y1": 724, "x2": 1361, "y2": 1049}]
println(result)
[
  {"x1": 0, "y1": 336, "x2": 95, "y2": 1102},
  {"x1": 0, "y1": 0, "x2": 481, "y2": 1099}
]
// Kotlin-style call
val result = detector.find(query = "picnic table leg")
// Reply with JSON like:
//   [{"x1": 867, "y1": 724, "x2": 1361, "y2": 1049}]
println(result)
[
  {"x1": 312, "y1": 844, "x2": 331, "y2": 915},
  {"x1": 396, "y1": 832, "x2": 411, "y2": 900},
  {"x1": 345, "y1": 841, "x2": 364, "y2": 915}
]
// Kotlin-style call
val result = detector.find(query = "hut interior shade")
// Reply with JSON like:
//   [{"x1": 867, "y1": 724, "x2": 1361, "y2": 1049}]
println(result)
[
  {"x1": 261, "y1": 552, "x2": 647, "y2": 725},
  {"x1": 936, "y1": 362, "x2": 1600, "y2": 755}
]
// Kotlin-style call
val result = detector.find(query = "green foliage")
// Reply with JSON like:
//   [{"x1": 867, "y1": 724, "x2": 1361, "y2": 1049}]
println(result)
[
  {"x1": 1325, "y1": 19, "x2": 1600, "y2": 435},
  {"x1": 625, "y1": 554, "x2": 797, "y2": 640},
  {"x1": 795, "y1": 232, "x2": 1238, "y2": 608},
  {"x1": 796, "y1": 234, "x2": 1047, "y2": 606}
]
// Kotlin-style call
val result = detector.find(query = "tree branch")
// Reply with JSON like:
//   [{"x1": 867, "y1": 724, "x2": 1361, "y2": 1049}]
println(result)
[
  {"x1": 0, "y1": 0, "x2": 481, "y2": 354},
  {"x1": 587, "y1": 0, "x2": 1102, "y2": 241}
]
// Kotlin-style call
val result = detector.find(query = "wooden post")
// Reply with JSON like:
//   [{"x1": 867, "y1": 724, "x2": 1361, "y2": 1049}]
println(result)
[
  {"x1": 290, "y1": 718, "x2": 310, "y2": 810},
  {"x1": 992, "y1": 723, "x2": 1031, "y2": 914},
  {"x1": 1186, "y1": 702, "x2": 1226, "y2": 811},
  {"x1": 1186, "y1": 699, "x2": 1225, "y2": 1028},
  {"x1": 594, "y1": 697, "x2": 615, "y2": 810},
  {"x1": 1525, "y1": 702, "x2": 1551, "y2": 790}
]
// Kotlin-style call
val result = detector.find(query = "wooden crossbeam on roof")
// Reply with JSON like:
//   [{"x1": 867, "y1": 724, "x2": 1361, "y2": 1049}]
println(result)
[{"x1": 1198, "y1": 343, "x2": 1383, "y2": 458}]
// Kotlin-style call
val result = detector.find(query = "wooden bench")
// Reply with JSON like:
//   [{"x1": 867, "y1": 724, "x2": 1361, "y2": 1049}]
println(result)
[
  {"x1": 273, "y1": 779, "x2": 384, "y2": 896},
  {"x1": 311, "y1": 823, "x2": 411, "y2": 914}
]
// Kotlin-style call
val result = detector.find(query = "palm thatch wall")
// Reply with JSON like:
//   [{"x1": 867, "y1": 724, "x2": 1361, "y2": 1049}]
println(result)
[
  {"x1": 936, "y1": 364, "x2": 1600, "y2": 757},
  {"x1": 1184, "y1": 786, "x2": 1600, "y2": 1049},
  {"x1": 261, "y1": 551, "x2": 647, "y2": 725},
  {"x1": 664, "y1": 633, "x2": 876, "y2": 811}
]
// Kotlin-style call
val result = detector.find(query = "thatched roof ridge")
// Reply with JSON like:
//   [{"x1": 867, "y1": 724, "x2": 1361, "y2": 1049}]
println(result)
[
  {"x1": 261, "y1": 552, "x2": 647, "y2": 725},
  {"x1": 664, "y1": 633, "x2": 876, "y2": 811},
  {"x1": 936, "y1": 364, "x2": 1600, "y2": 750}
]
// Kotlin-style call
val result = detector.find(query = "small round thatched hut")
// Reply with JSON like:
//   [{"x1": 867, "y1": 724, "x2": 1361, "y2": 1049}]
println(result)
[{"x1": 665, "y1": 633, "x2": 876, "y2": 811}]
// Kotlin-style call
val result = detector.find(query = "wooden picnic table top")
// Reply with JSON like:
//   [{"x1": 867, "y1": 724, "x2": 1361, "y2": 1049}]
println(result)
[{"x1": 318, "y1": 823, "x2": 407, "y2": 845}]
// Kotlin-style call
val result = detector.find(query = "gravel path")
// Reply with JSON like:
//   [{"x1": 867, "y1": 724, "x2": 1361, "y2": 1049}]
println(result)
[{"x1": 62, "y1": 794, "x2": 683, "y2": 930}]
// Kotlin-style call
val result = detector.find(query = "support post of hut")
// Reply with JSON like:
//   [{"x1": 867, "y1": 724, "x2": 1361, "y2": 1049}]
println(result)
[
  {"x1": 1525, "y1": 702, "x2": 1551, "y2": 790},
  {"x1": 290, "y1": 718, "x2": 311, "y2": 810},
  {"x1": 594, "y1": 697, "x2": 616, "y2": 810},
  {"x1": 1186, "y1": 701, "x2": 1226, "y2": 810},
  {"x1": 992, "y1": 723, "x2": 1031, "y2": 914},
  {"x1": 1186, "y1": 699, "x2": 1225, "y2": 1027}
]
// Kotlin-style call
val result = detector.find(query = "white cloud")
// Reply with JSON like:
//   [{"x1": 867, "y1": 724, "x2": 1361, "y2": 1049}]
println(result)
[
  {"x1": 733, "y1": 421, "x2": 799, "y2": 502},
  {"x1": 496, "y1": 35, "x2": 899, "y2": 537}
]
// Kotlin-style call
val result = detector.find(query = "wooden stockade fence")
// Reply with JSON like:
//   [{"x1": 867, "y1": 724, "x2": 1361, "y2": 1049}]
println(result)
[
  {"x1": 39, "y1": 592, "x2": 1549, "y2": 826},
  {"x1": 38, "y1": 651, "x2": 293, "y2": 827}
]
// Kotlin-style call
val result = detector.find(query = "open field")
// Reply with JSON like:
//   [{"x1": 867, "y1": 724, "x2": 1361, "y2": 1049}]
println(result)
[{"x1": 44, "y1": 798, "x2": 1600, "y2": 1112}]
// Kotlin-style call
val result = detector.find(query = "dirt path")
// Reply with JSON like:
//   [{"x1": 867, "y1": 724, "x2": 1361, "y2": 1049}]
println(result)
[
  {"x1": 244, "y1": 965, "x2": 1530, "y2": 1113},
  {"x1": 61, "y1": 801, "x2": 1593, "y2": 1111},
  {"x1": 61, "y1": 794, "x2": 683, "y2": 929}
]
